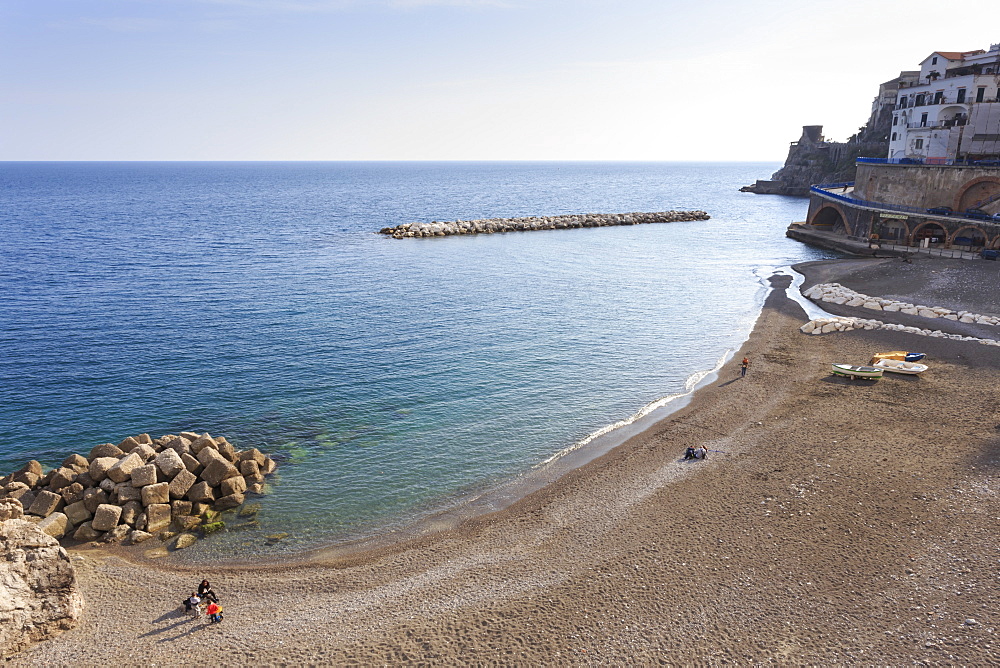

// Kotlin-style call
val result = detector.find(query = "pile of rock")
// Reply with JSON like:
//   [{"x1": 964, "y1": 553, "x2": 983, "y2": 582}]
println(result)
[
  {"x1": 0, "y1": 432, "x2": 277, "y2": 550},
  {"x1": 799, "y1": 315, "x2": 1000, "y2": 345},
  {"x1": 378, "y1": 211, "x2": 711, "y2": 238},
  {"x1": 804, "y1": 283, "x2": 1000, "y2": 325}
]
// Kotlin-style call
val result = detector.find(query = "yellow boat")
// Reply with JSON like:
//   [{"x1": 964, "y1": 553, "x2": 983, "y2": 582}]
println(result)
[{"x1": 869, "y1": 351, "x2": 926, "y2": 365}]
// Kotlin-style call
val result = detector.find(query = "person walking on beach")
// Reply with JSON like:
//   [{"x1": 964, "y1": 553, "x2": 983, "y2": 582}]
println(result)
[{"x1": 740, "y1": 356, "x2": 750, "y2": 377}]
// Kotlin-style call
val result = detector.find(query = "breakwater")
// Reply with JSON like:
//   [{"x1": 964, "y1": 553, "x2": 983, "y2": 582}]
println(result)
[{"x1": 378, "y1": 211, "x2": 710, "y2": 238}]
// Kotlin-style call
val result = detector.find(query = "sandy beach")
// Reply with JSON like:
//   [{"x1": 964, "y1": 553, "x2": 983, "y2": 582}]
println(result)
[{"x1": 12, "y1": 256, "x2": 998, "y2": 666}]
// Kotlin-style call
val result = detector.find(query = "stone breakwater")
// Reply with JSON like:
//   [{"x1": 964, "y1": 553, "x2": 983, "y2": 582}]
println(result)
[
  {"x1": 799, "y1": 315, "x2": 1000, "y2": 346},
  {"x1": 378, "y1": 211, "x2": 710, "y2": 238},
  {"x1": 0, "y1": 431, "x2": 278, "y2": 553},
  {"x1": 804, "y1": 283, "x2": 1000, "y2": 325}
]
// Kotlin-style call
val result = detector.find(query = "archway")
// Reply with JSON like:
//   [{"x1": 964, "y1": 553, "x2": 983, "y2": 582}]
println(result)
[
  {"x1": 911, "y1": 222, "x2": 947, "y2": 247},
  {"x1": 873, "y1": 218, "x2": 909, "y2": 242},
  {"x1": 810, "y1": 205, "x2": 851, "y2": 235},
  {"x1": 955, "y1": 177, "x2": 1000, "y2": 212},
  {"x1": 950, "y1": 226, "x2": 987, "y2": 250}
]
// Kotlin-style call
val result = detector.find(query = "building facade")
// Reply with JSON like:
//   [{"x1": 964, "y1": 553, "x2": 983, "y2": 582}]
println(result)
[{"x1": 889, "y1": 45, "x2": 1000, "y2": 162}]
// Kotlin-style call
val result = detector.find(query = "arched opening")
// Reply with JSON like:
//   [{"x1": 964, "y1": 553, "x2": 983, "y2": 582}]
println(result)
[
  {"x1": 956, "y1": 177, "x2": 1000, "y2": 212},
  {"x1": 951, "y1": 226, "x2": 987, "y2": 250},
  {"x1": 811, "y1": 206, "x2": 849, "y2": 234},
  {"x1": 873, "y1": 218, "x2": 909, "y2": 242},
  {"x1": 911, "y1": 222, "x2": 947, "y2": 247}
]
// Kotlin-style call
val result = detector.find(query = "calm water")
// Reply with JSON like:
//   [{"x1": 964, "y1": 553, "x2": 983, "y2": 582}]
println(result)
[{"x1": 0, "y1": 162, "x2": 835, "y2": 559}]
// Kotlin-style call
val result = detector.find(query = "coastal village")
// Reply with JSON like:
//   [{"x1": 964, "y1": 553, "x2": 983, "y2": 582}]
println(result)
[{"x1": 3, "y1": 43, "x2": 999, "y2": 666}]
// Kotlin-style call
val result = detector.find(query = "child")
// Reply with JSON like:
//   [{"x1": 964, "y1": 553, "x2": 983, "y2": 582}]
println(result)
[
  {"x1": 205, "y1": 601, "x2": 223, "y2": 623},
  {"x1": 184, "y1": 593, "x2": 201, "y2": 617}
]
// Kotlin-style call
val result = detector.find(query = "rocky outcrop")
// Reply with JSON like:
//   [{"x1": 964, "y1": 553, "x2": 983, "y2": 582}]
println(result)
[
  {"x1": 0, "y1": 515, "x2": 84, "y2": 657},
  {"x1": 378, "y1": 211, "x2": 710, "y2": 239},
  {"x1": 0, "y1": 432, "x2": 278, "y2": 552},
  {"x1": 742, "y1": 125, "x2": 888, "y2": 196}
]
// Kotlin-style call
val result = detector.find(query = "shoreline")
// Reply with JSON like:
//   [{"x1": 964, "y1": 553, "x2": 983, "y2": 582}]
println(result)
[{"x1": 14, "y1": 256, "x2": 998, "y2": 664}]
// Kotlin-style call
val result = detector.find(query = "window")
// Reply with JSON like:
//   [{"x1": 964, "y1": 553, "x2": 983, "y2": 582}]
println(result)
[
  {"x1": 891, "y1": 132, "x2": 897, "y2": 141},
  {"x1": 893, "y1": 116, "x2": 898, "y2": 126},
  {"x1": 915, "y1": 139, "x2": 924, "y2": 149},
  {"x1": 977, "y1": 87, "x2": 986, "y2": 102},
  {"x1": 933, "y1": 91, "x2": 943, "y2": 104},
  {"x1": 921, "y1": 113, "x2": 928, "y2": 127},
  {"x1": 957, "y1": 88, "x2": 966, "y2": 103},
  {"x1": 932, "y1": 56, "x2": 938, "y2": 65}
]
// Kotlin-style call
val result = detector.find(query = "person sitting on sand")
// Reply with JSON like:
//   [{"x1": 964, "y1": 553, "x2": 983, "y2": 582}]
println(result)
[
  {"x1": 683, "y1": 446, "x2": 696, "y2": 460},
  {"x1": 184, "y1": 593, "x2": 201, "y2": 616},
  {"x1": 205, "y1": 601, "x2": 223, "y2": 623},
  {"x1": 693, "y1": 446, "x2": 707, "y2": 460},
  {"x1": 198, "y1": 580, "x2": 218, "y2": 603}
]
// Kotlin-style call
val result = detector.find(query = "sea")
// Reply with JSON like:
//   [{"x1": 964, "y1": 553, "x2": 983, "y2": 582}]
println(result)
[{"x1": 0, "y1": 161, "x2": 839, "y2": 561}]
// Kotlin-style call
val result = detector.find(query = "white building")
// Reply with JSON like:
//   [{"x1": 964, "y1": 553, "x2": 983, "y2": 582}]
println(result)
[{"x1": 888, "y1": 44, "x2": 1000, "y2": 162}]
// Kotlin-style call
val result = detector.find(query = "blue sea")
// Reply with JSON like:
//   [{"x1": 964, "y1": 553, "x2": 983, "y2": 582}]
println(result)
[{"x1": 0, "y1": 162, "x2": 836, "y2": 559}]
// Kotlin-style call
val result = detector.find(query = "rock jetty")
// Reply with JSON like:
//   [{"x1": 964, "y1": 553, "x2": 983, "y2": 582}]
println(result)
[
  {"x1": 378, "y1": 211, "x2": 710, "y2": 238},
  {"x1": 0, "y1": 503, "x2": 84, "y2": 656},
  {"x1": 0, "y1": 432, "x2": 278, "y2": 552},
  {"x1": 804, "y1": 283, "x2": 1000, "y2": 325}
]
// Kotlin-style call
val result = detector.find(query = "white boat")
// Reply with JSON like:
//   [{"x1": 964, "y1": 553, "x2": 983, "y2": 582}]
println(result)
[
  {"x1": 831, "y1": 364, "x2": 883, "y2": 379},
  {"x1": 872, "y1": 359, "x2": 928, "y2": 375}
]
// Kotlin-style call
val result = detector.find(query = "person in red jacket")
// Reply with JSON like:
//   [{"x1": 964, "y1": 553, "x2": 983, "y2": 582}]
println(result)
[{"x1": 205, "y1": 601, "x2": 223, "y2": 623}]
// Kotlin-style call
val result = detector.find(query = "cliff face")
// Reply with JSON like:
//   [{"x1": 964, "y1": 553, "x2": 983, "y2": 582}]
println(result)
[{"x1": 743, "y1": 116, "x2": 891, "y2": 197}]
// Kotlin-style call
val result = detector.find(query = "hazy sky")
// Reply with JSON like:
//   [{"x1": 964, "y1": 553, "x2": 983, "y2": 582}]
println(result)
[{"x1": 2, "y1": 0, "x2": 998, "y2": 160}]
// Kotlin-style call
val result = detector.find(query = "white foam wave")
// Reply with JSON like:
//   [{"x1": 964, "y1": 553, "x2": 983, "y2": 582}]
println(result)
[{"x1": 538, "y1": 347, "x2": 735, "y2": 467}]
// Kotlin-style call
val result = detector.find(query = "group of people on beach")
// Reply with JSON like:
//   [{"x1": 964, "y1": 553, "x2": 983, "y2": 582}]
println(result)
[
  {"x1": 683, "y1": 446, "x2": 708, "y2": 461},
  {"x1": 182, "y1": 580, "x2": 223, "y2": 623}
]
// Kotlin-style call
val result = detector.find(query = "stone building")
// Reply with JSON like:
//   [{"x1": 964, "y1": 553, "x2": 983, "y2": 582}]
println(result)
[
  {"x1": 889, "y1": 44, "x2": 1000, "y2": 162},
  {"x1": 795, "y1": 42, "x2": 1000, "y2": 252}
]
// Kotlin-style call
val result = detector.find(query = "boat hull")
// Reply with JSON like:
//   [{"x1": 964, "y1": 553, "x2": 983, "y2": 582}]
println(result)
[
  {"x1": 831, "y1": 364, "x2": 883, "y2": 379},
  {"x1": 873, "y1": 359, "x2": 928, "y2": 375}
]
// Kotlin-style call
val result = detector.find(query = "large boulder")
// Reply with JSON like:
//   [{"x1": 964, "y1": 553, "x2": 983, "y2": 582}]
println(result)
[
  {"x1": 0, "y1": 519, "x2": 84, "y2": 656},
  {"x1": 145, "y1": 503, "x2": 171, "y2": 533},
  {"x1": 61, "y1": 454, "x2": 89, "y2": 473},
  {"x1": 120, "y1": 500, "x2": 143, "y2": 526},
  {"x1": 196, "y1": 446, "x2": 226, "y2": 468},
  {"x1": 63, "y1": 501, "x2": 92, "y2": 527},
  {"x1": 72, "y1": 521, "x2": 101, "y2": 542},
  {"x1": 189, "y1": 433, "x2": 216, "y2": 455},
  {"x1": 130, "y1": 464, "x2": 158, "y2": 488},
  {"x1": 214, "y1": 492, "x2": 244, "y2": 511},
  {"x1": 201, "y1": 459, "x2": 239, "y2": 487},
  {"x1": 180, "y1": 453, "x2": 203, "y2": 476},
  {"x1": 153, "y1": 449, "x2": 185, "y2": 479},
  {"x1": 37, "y1": 513, "x2": 70, "y2": 539},
  {"x1": 220, "y1": 475, "x2": 247, "y2": 497},
  {"x1": 91, "y1": 503, "x2": 123, "y2": 532},
  {"x1": 114, "y1": 483, "x2": 141, "y2": 504},
  {"x1": 140, "y1": 482, "x2": 170, "y2": 507},
  {"x1": 88, "y1": 457, "x2": 119, "y2": 483},
  {"x1": 88, "y1": 443, "x2": 123, "y2": 460},
  {"x1": 128, "y1": 444, "x2": 157, "y2": 463},
  {"x1": 168, "y1": 469, "x2": 197, "y2": 500},
  {"x1": 82, "y1": 488, "x2": 108, "y2": 514},
  {"x1": 238, "y1": 448, "x2": 266, "y2": 467},
  {"x1": 59, "y1": 482, "x2": 85, "y2": 505},
  {"x1": 27, "y1": 490, "x2": 64, "y2": 518},
  {"x1": 106, "y1": 452, "x2": 143, "y2": 484},
  {"x1": 186, "y1": 481, "x2": 215, "y2": 504},
  {"x1": 47, "y1": 467, "x2": 78, "y2": 491}
]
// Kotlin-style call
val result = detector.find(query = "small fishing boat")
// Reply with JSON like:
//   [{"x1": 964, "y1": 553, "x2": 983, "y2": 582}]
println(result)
[
  {"x1": 831, "y1": 364, "x2": 883, "y2": 380},
  {"x1": 869, "y1": 351, "x2": 926, "y2": 364},
  {"x1": 873, "y1": 359, "x2": 928, "y2": 375}
]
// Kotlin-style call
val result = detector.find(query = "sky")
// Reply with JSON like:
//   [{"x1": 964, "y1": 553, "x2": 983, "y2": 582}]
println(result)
[{"x1": 2, "y1": 0, "x2": 999, "y2": 161}]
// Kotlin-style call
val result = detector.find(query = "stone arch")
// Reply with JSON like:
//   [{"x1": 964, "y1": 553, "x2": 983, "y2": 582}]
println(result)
[
  {"x1": 990, "y1": 235, "x2": 1000, "y2": 250},
  {"x1": 954, "y1": 176, "x2": 1000, "y2": 212},
  {"x1": 809, "y1": 203, "x2": 852, "y2": 236},
  {"x1": 950, "y1": 225, "x2": 988, "y2": 249},
  {"x1": 910, "y1": 221, "x2": 948, "y2": 246},
  {"x1": 873, "y1": 217, "x2": 910, "y2": 242}
]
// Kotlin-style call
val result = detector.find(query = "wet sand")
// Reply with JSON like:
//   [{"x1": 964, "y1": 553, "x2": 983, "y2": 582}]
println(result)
[{"x1": 13, "y1": 257, "x2": 999, "y2": 665}]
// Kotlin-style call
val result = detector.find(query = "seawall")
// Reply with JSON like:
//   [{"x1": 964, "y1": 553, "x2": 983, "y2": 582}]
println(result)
[{"x1": 378, "y1": 211, "x2": 710, "y2": 238}]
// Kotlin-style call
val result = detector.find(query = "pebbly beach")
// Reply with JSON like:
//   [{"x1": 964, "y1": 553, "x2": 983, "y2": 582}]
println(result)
[{"x1": 10, "y1": 254, "x2": 998, "y2": 665}]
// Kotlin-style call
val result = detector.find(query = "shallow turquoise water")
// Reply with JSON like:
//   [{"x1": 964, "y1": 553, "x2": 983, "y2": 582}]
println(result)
[{"x1": 0, "y1": 161, "x2": 836, "y2": 558}]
